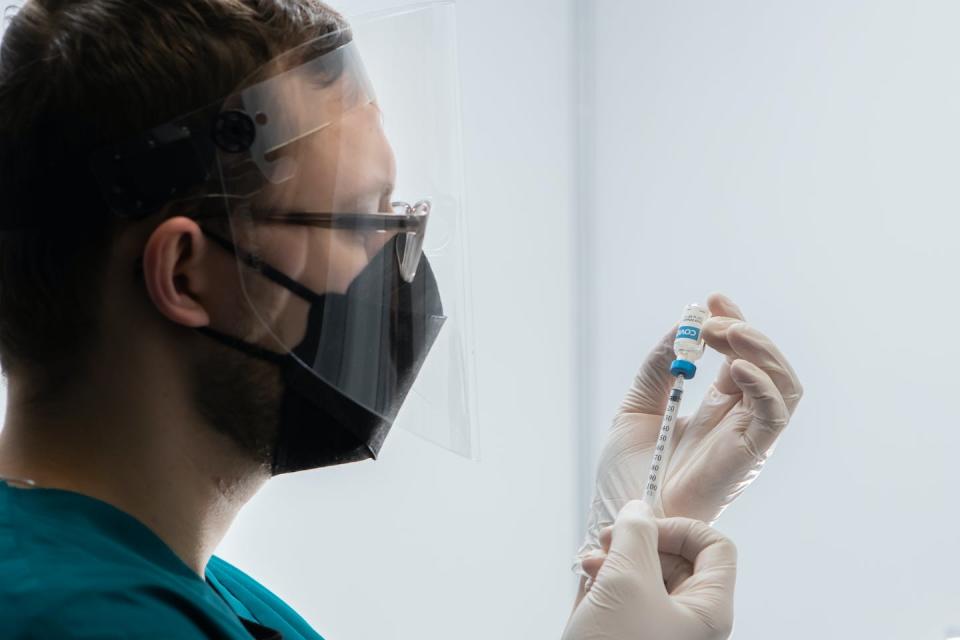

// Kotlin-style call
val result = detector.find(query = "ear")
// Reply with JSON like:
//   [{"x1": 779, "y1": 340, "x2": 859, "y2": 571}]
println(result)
[{"x1": 141, "y1": 216, "x2": 212, "y2": 328}]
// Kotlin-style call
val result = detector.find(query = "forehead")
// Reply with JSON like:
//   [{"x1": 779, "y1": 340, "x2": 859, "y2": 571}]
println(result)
[
  {"x1": 243, "y1": 41, "x2": 375, "y2": 153},
  {"x1": 255, "y1": 101, "x2": 396, "y2": 212},
  {"x1": 237, "y1": 46, "x2": 393, "y2": 211}
]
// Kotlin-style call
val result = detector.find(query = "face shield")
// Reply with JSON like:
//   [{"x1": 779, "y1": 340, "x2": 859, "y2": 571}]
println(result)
[
  {"x1": 90, "y1": 2, "x2": 477, "y2": 469},
  {"x1": 351, "y1": 3, "x2": 477, "y2": 460}
]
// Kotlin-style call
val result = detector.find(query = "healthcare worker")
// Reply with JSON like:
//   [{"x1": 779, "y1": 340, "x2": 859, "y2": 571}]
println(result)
[{"x1": 0, "y1": 1, "x2": 802, "y2": 638}]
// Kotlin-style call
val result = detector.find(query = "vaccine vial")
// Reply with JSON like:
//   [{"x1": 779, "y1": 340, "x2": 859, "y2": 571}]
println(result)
[{"x1": 670, "y1": 303, "x2": 710, "y2": 379}]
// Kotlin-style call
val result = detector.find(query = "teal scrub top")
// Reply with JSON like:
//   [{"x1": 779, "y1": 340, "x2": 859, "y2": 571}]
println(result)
[{"x1": 0, "y1": 479, "x2": 325, "y2": 639}]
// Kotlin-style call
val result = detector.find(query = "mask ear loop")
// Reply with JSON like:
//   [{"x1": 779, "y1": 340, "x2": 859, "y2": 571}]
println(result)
[
  {"x1": 201, "y1": 227, "x2": 323, "y2": 303},
  {"x1": 194, "y1": 228, "x2": 324, "y2": 363},
  {"x1": 194, "y1": 325, "x2": 287, "y2": 364}
]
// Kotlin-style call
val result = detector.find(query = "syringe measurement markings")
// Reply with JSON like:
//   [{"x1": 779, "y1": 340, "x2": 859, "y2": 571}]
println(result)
[
  {"x1": 643, "y1": 303, "x2": 706, "y2": 507},
  {"x1": 644, "y1": 382, "x2": 685, "y2": 499}
]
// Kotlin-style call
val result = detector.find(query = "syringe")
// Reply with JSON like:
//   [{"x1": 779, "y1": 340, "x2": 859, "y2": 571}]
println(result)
[{"x1": 643, "y1": 303, "x2": 711, "y2": 512}]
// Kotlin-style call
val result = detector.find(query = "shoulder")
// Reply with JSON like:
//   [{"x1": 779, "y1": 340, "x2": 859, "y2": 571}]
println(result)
[
  {"x1": 0, "y1": 530, "x2": 245, "y2": 639},
  {"x1": 207, "y1": 555, "x2": 325, "y2": 640},
  {"x1": 4, "y1": 580, "x2": 240, "y2": 639},
  {"x1": 0, "y1": 486, "x2": 249, "y2": 638},
  {"x1": 207, "y1": 555, "x2": 294, "y2": 612}
]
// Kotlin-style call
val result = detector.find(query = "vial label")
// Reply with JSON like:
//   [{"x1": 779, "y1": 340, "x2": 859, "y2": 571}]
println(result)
[{"x1": 673, "y1": 303, "x2": 710, "y2": 363}]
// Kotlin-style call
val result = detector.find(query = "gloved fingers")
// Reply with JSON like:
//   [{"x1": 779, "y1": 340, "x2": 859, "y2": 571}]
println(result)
[
  {"x1": 660, "y1": 552, "x2": 694, "y2": 594},
  {"x1": 659, "y1": 518, "x2": 737, "y2": 635},
  {"x1": 702, "y1": 316, "x2": 747, "y2": 360},
  {"x1": 580, "y1": 552, "x2": 606, "y2": 584},
  {"x1": 706, "y1": 292, "x2": 746, "y2": 323},
  {"x1": 619, "y1": 324, "x2": 679, "y2": 416},
  {"x1": 596, "y1": 501, "x2": 665, "y2": 588},
  {"x1": 702, "y1": 319, "x2": 748, "y2": 397},
  {"x1": 710, "y1": 358, "x2": 741, "y2": 396},
  {"x1": 600, "y1": 525, "x2": 613, "y2": 553},
  {"x1": 678, "y1": 383, "x2": 741, "y2": 444},
  {"x1": 723, "y1": 323, "x2": 803, "y2": 414},
  {"x1": 582, "y1": 523, "x2": 613, "y2": 579},
  {"x1": 581, "y1": 549, "x2": 694, "y2": 595},
  {"x1": 678, "y1": 295, "x2": 746, "y2": 442},
  {"x1": 702, "y1": 293, "x2": 748, "y2": 395},
  {"x1": 729, "y1": 359, "x2": 791, "y2": 455},
  {"x1": 655, "y1": 517, "x2": 737, "y2": 593}
]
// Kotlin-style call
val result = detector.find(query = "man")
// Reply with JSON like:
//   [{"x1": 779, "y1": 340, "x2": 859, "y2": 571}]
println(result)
[{"x1": 0, "y1": 1, "x2": 801, "y2": 638}]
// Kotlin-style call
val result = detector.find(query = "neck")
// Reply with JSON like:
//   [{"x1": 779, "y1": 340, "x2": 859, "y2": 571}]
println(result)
[{"x1": 0, "y1": 361, "x2": 269, "y2": 577}]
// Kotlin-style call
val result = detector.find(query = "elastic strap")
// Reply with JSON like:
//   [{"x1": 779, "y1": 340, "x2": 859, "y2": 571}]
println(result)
[
  {"x1": 195, "y1": 326, "x2": 287, "y2": 364},
  {"x1": 202, "y1": 228, "x2": 321, "y2": 303}
]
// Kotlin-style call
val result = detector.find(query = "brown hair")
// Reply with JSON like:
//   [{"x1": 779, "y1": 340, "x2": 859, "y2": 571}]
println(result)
[{"x1": 0, "y1": 0, "x2": 347, "y2": 378}]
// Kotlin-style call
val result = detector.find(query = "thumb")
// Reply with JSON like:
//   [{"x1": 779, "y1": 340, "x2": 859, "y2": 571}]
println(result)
[
  {"x1": 594, "y1": 500, "x2": 665, "y2": 593},
  {"x1": 619, "y1": 325, "x2": 678, "y2": 416}
]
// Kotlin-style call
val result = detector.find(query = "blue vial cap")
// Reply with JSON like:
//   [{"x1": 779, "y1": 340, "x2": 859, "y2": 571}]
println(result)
[{"x1": 670, "y1": 359, "x2": 697, "y2": 379}]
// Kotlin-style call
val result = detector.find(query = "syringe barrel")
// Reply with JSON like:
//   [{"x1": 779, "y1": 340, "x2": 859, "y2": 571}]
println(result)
[{"x1": 674, "y1": 303, "x2": 710, "y2": 363}]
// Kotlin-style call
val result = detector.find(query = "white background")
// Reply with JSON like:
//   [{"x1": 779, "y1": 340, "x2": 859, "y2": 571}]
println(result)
[
  {"x1": 580, "y1": 2, "x2": 960, "y2": 639},
  {"x1": 3, "y1": 1, "x2": 960, "y2": 639}
]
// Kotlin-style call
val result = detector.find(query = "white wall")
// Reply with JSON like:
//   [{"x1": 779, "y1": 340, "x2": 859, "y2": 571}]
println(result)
[
  {"x1": 217, "y1": 1, "x2": 582, "y2": 639},
  {"x1": 583, "y1": 1, "x2": 960, "y2": 639}
]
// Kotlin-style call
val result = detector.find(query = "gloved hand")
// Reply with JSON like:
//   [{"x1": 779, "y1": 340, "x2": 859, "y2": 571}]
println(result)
[
  {"x1": 575, "y1": 293, "x2": 802, "y2": 568},
  {"x1": 563, "y1": 500, "x2": 737, "y2": 640}
]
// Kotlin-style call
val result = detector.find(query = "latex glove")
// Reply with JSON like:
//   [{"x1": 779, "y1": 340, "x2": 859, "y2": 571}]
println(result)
[
  {"x1": 564, "y1": 501, "x2": 737, "y2": 640},
  {"x1": 576, "y1": 293, "x2": 802, "y2": 567}
]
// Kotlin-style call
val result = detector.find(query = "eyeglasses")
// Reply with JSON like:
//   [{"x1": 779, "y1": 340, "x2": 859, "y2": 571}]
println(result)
[{"x1": 191, "y1": 198, "x2": 431, "y2": 283}]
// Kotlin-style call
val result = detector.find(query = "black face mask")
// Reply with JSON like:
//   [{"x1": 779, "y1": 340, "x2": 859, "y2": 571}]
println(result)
[{"x1": 197, "y1": 232, "x2": 445, "y2": 475}]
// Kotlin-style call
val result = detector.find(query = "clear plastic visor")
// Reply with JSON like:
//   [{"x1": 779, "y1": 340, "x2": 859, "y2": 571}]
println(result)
[{"x1": 200, "y1": 2, "x2": 476, "y2": 459}]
